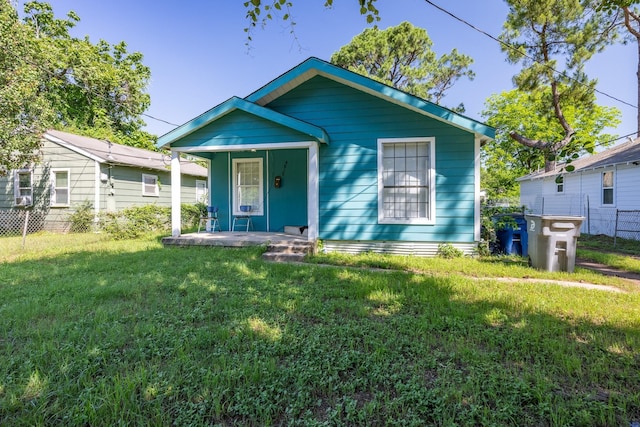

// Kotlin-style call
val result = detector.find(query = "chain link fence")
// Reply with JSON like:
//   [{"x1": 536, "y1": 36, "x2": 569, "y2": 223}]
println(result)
[
  {"x1": 523, "y1": 193, "x2": 640, "y2": 243},
  {"x1": 0, "y1": 209, "x2": 94, "y2": 237},
  {"x1": 1, "y1": 204, "x2": 204, "y2": 241},
  {"x1": 615, "y1": 210, "x2": 640, "y2": 245}
]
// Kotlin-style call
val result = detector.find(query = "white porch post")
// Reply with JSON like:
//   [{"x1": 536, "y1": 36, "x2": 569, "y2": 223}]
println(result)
[
  {"x1": 94, "y1": 160, "x2": 101, "y2": 225},
  {"x1": 171, "y1": 150, "x2": 182, "y2": 237},
  {"x1": 474, "y1": 136, "x2": 482, "y2": 242},
  {"x1": 308, "y1": 142, "x2": 319, "y2": 241}
]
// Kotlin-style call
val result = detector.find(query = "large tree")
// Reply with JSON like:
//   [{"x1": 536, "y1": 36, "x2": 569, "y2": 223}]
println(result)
[
  {"x1": 331, "y1": 22, "x2": 474, "y2": 110},
  {"x1": 481, "y1": 88, "x2": 620, "y2": 200},
  {"x1": 22, "y1": 1, "x2": 154, "y2": 150},
  {"x1": 500, "y1": 0, "x2": 619, "y2": 172},
  {"x1": 0, "y1": 1, "x2": 154, "y2": 176},
  {"x1": 599, "y1": 0, "x2": 640, "y2": 136},
  {"x1": 0, "y1": 0, "x2": 53, "y2": 176}
]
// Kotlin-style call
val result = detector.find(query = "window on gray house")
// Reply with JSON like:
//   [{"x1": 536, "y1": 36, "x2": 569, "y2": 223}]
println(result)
[{"x1": 602, "y1": 171, "x2": 614, "y2": 205}]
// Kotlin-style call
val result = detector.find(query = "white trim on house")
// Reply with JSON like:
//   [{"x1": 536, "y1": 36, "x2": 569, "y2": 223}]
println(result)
[
  {"x1": 94, "y1": 161, "x2": 101, "y2": 223},
  {"x1": 142, "y1": 173, "x2": 159, "y2": 197},
  {"x1": 195, "y1": 179, "x2": 207, "y2": 203},
  {"x1": 231, "y1": 158, "x2": 264, "y2": 216},
  {"x1": 50, "y1": 168, "x2": 71, "y2": 207},
  {"x1": 168, "y1": 141, "x2": 319, "y2": 241},
  {"x1": 14, "y1": 169, "x2": 33, "y2": 207},
  {"x1": 308, "y1": 142, "x2": 319, "y2": 241},
  {"x1": 601, "y1": 170, "x2": 615, "y2": 206},
  {"x1": 170, "y1": 141, "x2": 316, "y2": 153},
  {"x1": 322, "y1": 240, "x2": 477, "y2": 257},
  {"x1": 376, "y1": 137, "x2": 436, "y2": 225},
  {"x1": 171, "y1": 151, "x2": 181, "y2": 237},
  {"x1": 474, "y1": 136, "x2": 481, "y2": 242}
]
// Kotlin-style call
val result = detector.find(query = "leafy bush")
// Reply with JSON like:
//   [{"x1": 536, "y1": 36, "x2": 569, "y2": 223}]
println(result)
[
  {"x1": 68, "y1": 200, "x2": 94, "y2": 233},
  {"x1": 437, "y1": 243, "x2": 464, "y2": 259},
  {"x1": 99, "y1": 203, "x2": 206, "y2": 239},
  {"x1": 182, "y1": 202, "x2": 207, "y2": 229},
  {"x1": 100, "y1": 205, "x2": 171, "y2": 239}
]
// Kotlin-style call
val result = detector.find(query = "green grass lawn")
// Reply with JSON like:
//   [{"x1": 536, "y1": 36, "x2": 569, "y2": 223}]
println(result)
[{"x1": 1, "y1": 234, "x2": 639, "y2": 426}]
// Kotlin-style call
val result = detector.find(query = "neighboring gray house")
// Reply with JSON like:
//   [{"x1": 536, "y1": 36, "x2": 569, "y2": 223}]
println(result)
[
  {"x1": 518, "y1": 137, "x2": 640, "y2": 238},
  {"x1": 1, "y1": 130, "x2": 207, "y2": 232}
]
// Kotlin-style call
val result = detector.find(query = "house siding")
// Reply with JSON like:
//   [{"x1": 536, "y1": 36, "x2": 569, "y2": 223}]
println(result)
[
  {"x1": 520, "y1": 164, "x2": 640, "y2": 237},
  {"x1": 0, "y1": 135, "x2": 206, "y2": 233},
  {"x1": 266, "y1": 76, "x2": 477, "y2": 243},
  {"x1": 108, "y1": 164, "x2": 201, "y2": 210},
  {"x1": 172, "y1": 111, "x2": 311, "y2": 150},
  {"x1": 207, "y1": 149, "x2": 308, "y2": 232}
]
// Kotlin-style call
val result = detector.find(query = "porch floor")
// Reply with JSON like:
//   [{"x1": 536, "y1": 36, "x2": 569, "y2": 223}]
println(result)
[{"x1": 161, "y1": 231, "x2": 310, "y2": 248}]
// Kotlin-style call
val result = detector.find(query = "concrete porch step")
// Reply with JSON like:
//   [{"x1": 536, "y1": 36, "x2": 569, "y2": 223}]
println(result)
[
  {"x1": 266, "y1": 242, "x2": 313, "y2": 254},
  {"x1": 262, "y1": 241, "x2": 314, "y2": 262},
  {"x1": 261, "y1": 252, "x2": 306, "y2": 263}
]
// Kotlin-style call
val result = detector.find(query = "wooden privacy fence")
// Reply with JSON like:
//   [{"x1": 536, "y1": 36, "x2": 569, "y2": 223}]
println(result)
[{"x1": 614, "y1": 209, "x2": 640, "y2": 247}]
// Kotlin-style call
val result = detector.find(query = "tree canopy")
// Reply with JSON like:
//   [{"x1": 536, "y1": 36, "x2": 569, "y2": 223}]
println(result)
[
  {"x1": 500, "y1": 0, "x2": 620, "y2": 172},
  {"x1": 0, "y1": 1, "x2": 154, "y2": 175},
  {"x1": 331, "y1": 21, "x2": 474, "y2": 111},
  {"x1": 600, "y1": 0, "x2": 640, "y2": 136},
  {"x1": 0, "y1": 1, "x2": 53, "y2": 176},
  {"x1": 481, "y1": 88, "x2": 620, "y2": 200}
]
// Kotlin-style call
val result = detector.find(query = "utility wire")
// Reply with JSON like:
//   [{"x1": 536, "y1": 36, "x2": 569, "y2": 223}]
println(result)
[{"x1": 422, "y1": 0, "x2": 638, "y2": 110}]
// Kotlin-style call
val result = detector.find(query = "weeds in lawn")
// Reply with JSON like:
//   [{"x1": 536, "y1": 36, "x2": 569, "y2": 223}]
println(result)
[{"x1": 0, "y1": 234, "x2": 639, "y2": 426}]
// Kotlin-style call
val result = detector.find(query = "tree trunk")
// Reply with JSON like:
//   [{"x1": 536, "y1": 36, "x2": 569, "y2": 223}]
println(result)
[
  {"x1": 637, "y1": 39, "x2": 639, "y2": 138},
  {"x1": 623, "y1": 6, "x2": 640, "y2": 137}
]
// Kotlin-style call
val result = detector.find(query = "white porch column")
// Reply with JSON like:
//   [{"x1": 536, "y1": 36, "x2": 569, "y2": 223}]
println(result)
[
  {"x1": 94, "y1": 160, "x2": 101, "y2": 225},
  {"x1": 171, "y1": 150, "x2": 182, "y2": 237},
  {"x1": 307, "y1": 142, "x2": 319, "y2": 241},
  {"x1": 474, "y1": 136, "x2": 482, "y2": 242}
]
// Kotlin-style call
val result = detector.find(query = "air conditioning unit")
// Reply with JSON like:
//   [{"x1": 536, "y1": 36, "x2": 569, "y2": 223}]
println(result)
[{"x1": 15, "y1": 196, "x2": 32, "y2": 207}]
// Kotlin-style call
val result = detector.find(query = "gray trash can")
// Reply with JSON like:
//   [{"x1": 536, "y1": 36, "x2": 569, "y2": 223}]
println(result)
[{"x1": 525, "y1": 215, "x2": 585, "y2": 273}]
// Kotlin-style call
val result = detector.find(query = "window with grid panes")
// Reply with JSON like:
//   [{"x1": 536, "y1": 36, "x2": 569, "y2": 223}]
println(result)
[{"x1": 378, "y1": 137, "x2": 435, "y2": 224}]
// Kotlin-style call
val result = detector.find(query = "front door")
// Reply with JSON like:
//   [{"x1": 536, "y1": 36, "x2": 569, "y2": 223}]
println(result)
[{"x1": 267, "y1": 149, "x2": 308, "y2": 232}]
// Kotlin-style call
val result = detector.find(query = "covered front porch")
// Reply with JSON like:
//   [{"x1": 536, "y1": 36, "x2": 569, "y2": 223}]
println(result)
[
  {"x1": 161, "y1": 231, "x2": 315, "y2": 262},
  {"x1": 158, "y1": 97, "x2": 329, "y2": 243},
  {"x1": 161, "y1": 230, "x2": 309, "y2": 247}
]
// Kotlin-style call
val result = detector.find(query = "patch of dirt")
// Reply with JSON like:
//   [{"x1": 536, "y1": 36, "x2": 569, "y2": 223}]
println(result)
[{"x1": 576, "y1": 258, "x2": 640, "y2": 286}]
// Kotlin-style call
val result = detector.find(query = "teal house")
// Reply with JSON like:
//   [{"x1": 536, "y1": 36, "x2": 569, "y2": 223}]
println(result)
[{"x1": 158, "y1": 58, "x2": 494, "y2": 255}]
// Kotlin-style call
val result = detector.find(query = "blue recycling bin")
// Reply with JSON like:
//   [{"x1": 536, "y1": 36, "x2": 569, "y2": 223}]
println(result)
[{"x1": 495, "y1": 214, "x2": 528, "y2": 257}]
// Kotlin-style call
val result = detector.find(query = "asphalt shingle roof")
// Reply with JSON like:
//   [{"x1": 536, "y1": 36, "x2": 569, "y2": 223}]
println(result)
[
  {"x1": 518, "y1": 137, "x2": 640, "y2": 181},
  {"x1": 45, "y1": 130, "x2": 207, "y2": 177}
]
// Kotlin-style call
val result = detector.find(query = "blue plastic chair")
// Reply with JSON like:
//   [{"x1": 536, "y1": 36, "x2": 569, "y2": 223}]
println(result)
[
  {"x1": 198, "y1": 206, "x2": 220, "y2": 232},
  {"x1": 232, "y1": 205, "x2": 253, "y2": 232}
]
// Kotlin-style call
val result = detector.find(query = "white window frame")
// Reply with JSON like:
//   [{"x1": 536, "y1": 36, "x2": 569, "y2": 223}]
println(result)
[
  {"x1": 602, "y1": 170, "x2": 614, "y2": 206},
  {"x1": 556, "y1": 175, "x2": 564, "y2": 193},
  {"x1": 232, "y1": 158, "x2": 263, "y2": 216},
  {"x1": 50, "y1": 168, "x2": 71, "y2": 207},
  {"x1": 142, "y1": 173, "x2": 159, "y2": 197},
  {"x1": 377, "y1": 137, "x2": 436, "y2": 225},
  {"x1": 195, "y1": 179, "x2": 208, "y2": 203},
  {"x1": 14, "y1": 169, "x2": 33, "y2": 206}
]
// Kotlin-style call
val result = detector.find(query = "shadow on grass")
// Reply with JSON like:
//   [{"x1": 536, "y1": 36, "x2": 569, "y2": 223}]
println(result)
[{"x1": 1, "y1": 243, "x2": 639, "y2": 426}]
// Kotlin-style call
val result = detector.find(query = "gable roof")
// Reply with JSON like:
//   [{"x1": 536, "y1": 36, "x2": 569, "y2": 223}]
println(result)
[
  {"x1": 518, "y1": 137, "x2": 640, "y2": 181},
  {"x1": 246, "y1": 57, "x2": 495, "y2": 142},
  {"x1": 157, "y1": 57, "x2": 494, "y2": 148},
  {"x1": 45, "y1": 130, "x2": 207, "y2": 177},
  {"x1": 157, "y1": 97, "x2": 329, "y2": 148}
]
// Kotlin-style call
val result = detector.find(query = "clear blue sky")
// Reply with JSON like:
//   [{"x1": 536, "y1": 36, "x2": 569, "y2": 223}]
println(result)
[{"x1": 23, "y1": 0, "x2": 638, "y2": 141}]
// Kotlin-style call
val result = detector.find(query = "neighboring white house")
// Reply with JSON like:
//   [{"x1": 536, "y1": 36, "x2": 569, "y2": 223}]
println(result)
[{"x1": 518, "y1": 137, "x2": 640, "y2": 239}]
